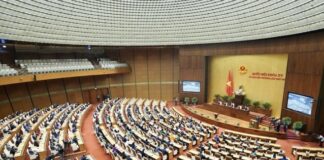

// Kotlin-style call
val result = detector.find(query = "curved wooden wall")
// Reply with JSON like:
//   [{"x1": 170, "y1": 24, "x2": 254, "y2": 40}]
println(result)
[{"x1": 0, "y1": 47, "x2": 180, "y2": 118}]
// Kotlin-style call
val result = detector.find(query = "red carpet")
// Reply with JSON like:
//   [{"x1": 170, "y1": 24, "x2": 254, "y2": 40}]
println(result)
[{"x1": 81, "y1": 105, "x2": 112, "y2": 160}]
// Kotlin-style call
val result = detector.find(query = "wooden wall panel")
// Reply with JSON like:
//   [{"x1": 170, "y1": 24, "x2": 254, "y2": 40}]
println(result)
[
  {"x1": 67, "y1": 91, "x2": 83, "y2": 103},
  {"x1": 82, "y1": 91, "x2": 90, "y2": 103},
  {"x1": 47, "y1": 79, "x2": 68, "y2": 104},
  {"x1": 109, "y1": 86, "x2": 124, "y2": 98},
  {"x1": 47, "y1": 79, "x2": 65, "y2": 92},
  {"x1": 6, "y1": 83, "x2": 30, "y2": 98},
  {"x1": 120, "y1": 49, "x2": 136, "y2": 98},
  {"x1": 179, "y1": 55, "x2": 206, "y2": 103},
  {"x1": 173, "y1": 51, "x2": 180, "y2": 98},
  {"x1": 0, "y1": 86, "x2": 10, "y2": 104},
  {"x1": 122, "y1": 86, "x2": 136, "y2": 98},
  {"x1": 64, "y1": 78, "x2": 82, "y2": 103},
  {"x1": 161, "y1": 85, "x2": 173, "y2": 101},
  {"x1": 137, "y1": 85, "x2": 149, "y2": 99},
  {"x1": 94, "y1": 76, "x2": 109, "y2": 89},
  {"x1": 64, "y1": 78, "x2": 81, "y2": 91},
  {"x1": 0, "y1": 103, "x2": 13, "y2": 119},
  {"x1": 48, "y1": 93, "x2": 67, "y2": 105},
  {"x1": 80, "y1": 77, "x2": 95, "y2": 90},
  {"x1": 27, "y1": 81, "x2": 51, "y2": 108},
  {"x1": 281, "y1": 52, "x2": 324, "y2": 131},
  {"x1": 31, "y1": 96, "x2": 51, "y2": 108},
  {"x1": 161, "y1": 50, "x2": 173, "y2": 81},
  {"x1": 109, "y1": 75, "x2": 124, "y2": 98},
  {"x1": 28, "y1": 81, "x2": 48, "y2": 95},
  {"x1": 100, "y1": 88, "x2": 109, "y2": 96},
  {"x1": 316, "y1": 72, "x2": 324, "y2": 134},
  {"x1": 134, "y1": 50, "x2": 148, "y2": 98},
  {"x1": 148, "y1": 49, "x2": 161, "y2": 99},
  {"x1": 11, "y1": 99, "x2": 32, "y2": 112},
  {"x1": 0, "y1": 87, "x2": 13, "y2": 118},
  {"x1": 287, "y1": 52, "x2": 324, "y2": 75},
  {"x1": 161, "y1": 49, "x2": 174, "y2": 100},
  {"x1": 6, "y1": 84, "x2": 33, "y2": 112}
]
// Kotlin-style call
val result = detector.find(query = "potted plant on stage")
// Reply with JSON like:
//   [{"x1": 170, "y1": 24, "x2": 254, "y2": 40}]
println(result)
[
  {"x1": 214, "y1": 94, "x2": 221, "y2": 103},
  {"x1": 260, "y1": 102, "x2": 272, "y2": 116},
  {"x1": 184, "y1": 97, "x2": 190, "y2": 105},
  {"x1": 282, "y1": 117, "x2": 292, "y2": 126},
  {"x1": 191, "y1": 97, "x2": 198, "y2": 105},
  {"x1": 292, "y1": 121, "x2": 303, "y2": 135},
  {"x1": 262, "y1": 102, "x2": 272, "y2": 110},
  {"x1": 229, "y1": 96, "x2": 235, "y2": 103},
  {"x1": 250, "y1": 101, "x2": 272, "y2": 116},
  {"x1": 222, "y1": 95, "x2": 230, "y2": 106},
  {"x1": 243, "y1": 98, "x2": 251, "y2": 106},
  {"x1": 252, "y1": 101, "x2": 260, "y2": 108}
]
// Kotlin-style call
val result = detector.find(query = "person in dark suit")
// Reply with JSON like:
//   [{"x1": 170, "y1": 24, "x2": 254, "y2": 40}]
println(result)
[
  {"x1": 9, "y1": 146, "x2": 16, "y2": 155},
  {"x1": 283, "y1": 124, "x2": 288, "y2": 133},
  {"x1": 72, "y1": 136, "x2": 79, "y2": 145},
  {"x1": 58, "y1": 144, "x2": 64, "y2": 159},
  {"x1": 275, "y1": 120, "x2": 281, "y2": 132},
  {"x1": 213, "y1": 135, "x2": 220, "y2": 144},
  {"x1": 45, "y1": 154, "x2": 55, "y2": 160},
  {"x1": 27, "y1": 147, "x2": 39, "y2": 157},
  {"x1": 0, "y1": 153, "x2": 10, "y2": 160},
  {"x1": 80, "y1": 155, "x2": 88, "y2": 160}
]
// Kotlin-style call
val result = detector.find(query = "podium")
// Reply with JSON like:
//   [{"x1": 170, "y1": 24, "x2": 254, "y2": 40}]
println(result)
[{"x1": 234, "y1": 95, "x2": 245, "y2": 106}]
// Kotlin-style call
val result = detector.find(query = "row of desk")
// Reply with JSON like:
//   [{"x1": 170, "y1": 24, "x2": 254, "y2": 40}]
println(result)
[
  {"x1": 96, "y1": 98, "x2": 219, "y2": 160},
  {"x1": 292, "y1": 146, "x2": 324, "y2": 159},
  {"x1": 223, "y1": 129, "x2": 277, "y2": 143},
  {"x1": 0, "y1": 108, "x2": 48, "y2": 158},
  {"x1": 15, "y1": 107, "x2": 61, "y2": 160},
  {"x1": 1, "y1": 102, "x2": 91, "y2": 160},
  {"x1": 203, "y1": 104, "x2": 251, "y2": 121}
]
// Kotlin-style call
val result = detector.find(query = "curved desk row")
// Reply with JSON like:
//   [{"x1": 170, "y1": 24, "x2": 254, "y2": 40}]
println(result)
[{"x1": 179, "y1": 105, "x2": 287, "y2": 139}]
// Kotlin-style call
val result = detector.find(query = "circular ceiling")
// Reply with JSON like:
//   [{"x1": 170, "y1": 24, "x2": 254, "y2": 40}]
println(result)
[{"x1": 0, "y1": 0, "x2": 324, "y2": 46}]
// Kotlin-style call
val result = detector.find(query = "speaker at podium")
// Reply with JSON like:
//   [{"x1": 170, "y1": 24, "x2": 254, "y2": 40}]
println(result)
[
  {"x1": 234, "y1": 85, "x2": 245, "y2": 106},
  {"x1": 234, "y1": 95, "x2": 245, "y2": 106}
]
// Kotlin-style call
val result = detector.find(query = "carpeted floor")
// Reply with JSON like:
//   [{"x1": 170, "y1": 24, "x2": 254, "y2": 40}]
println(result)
[{"x1": 81, "y1": 104, "x2": 112, "y2": 160}]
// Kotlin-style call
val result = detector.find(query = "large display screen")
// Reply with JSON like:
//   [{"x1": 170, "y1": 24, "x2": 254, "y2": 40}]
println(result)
[
  {"x1": 182, "y1": 81, "x2": 200, "y2": 93},
  {"x1": 287, "y1": 92, "x2": 313, "y2": 115}
]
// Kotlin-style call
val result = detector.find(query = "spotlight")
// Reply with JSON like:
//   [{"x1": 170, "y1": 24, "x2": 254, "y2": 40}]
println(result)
[
  {"x1": 87, "y1": 45, "x2": 91, "y2": 50},
  {"x1": 2, "y1": 45, "x2": 6, "y2": 48}
]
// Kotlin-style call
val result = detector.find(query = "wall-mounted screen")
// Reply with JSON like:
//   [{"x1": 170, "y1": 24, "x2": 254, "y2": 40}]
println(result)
[
  {"x1": 287, "y1": 92, "x2": 313, "y2": 115},
  {"x1": 182, "y1": 81, "x2": 200, "y2": 93}
]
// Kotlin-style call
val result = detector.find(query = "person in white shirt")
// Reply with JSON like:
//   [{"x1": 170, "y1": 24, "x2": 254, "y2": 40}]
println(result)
[
  {"x1": 235, "y1": 85, "x2": 245, "y2": 96},
  {"x1": 319, "y1": 135, "x2": 324, "y2": 147}
]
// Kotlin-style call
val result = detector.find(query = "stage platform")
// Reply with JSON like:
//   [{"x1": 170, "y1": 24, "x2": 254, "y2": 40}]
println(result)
[{"x1": 178, "y1": 105, "x2": 287, "y2": 139}]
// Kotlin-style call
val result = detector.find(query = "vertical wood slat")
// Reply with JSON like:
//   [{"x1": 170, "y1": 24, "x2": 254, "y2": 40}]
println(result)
[{"x1": 0, "y1": 47, "x2": 180, "y2": 118}]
